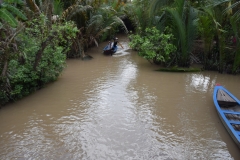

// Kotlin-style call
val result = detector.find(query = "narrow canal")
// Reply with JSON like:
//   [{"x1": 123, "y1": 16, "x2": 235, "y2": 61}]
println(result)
[{"x1": 0, "y1": 35, "x2": 240, "y2": 159}]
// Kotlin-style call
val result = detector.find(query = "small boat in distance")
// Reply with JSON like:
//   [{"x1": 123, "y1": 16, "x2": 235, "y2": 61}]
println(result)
[
  {"x1": 213, "y1": 84, "x2": 240, "y2": 148},
  {"x1": 103, "y1": 42, "x2": 118, "y2": 56}
]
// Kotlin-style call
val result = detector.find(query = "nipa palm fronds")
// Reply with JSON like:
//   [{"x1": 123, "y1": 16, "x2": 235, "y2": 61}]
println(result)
[
  {"x1": 207, "y1": 0, "x2": 230, "y2": 7},
  {"x1": 186, "y1": 7, "x2": 198, "y2": 57},
  {"x1": 5, "y1": 4, "x2": 27, "y2": 21},
  {"x1": 2, "y1": 0, "x2": 24, "y2": 4},
  {"x1": 111, "y1": 15, "x2": 128, "y2": 33},
  {"x1": 86, "y1": 14, "x2": 104, "y2": 34},
  {"x1": 53, "y1": 0, "x2": 64, "y2": 15},
  {"x1": 223, "y1": 1, "x2": 240, "y2": 22},
  {"x1": 165, "y1": 8, "x2": 186, "y2": 51},
  {"x1": 0, "y1": 2, "x2": 27, "y2": 28},
  {"x1": 61, "y1": 4, "x2": 93, "y2": 21},
  {"x1": 149, "y1": 0, "x2": 171, "y2": 16},
  {"x1": 0, "y1": 8, "x2": 18, "y2": 27}
]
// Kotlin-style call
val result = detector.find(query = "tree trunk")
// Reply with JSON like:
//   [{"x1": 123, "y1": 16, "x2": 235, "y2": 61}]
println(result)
[
  {"x1": 1, "y1": 61, "x2": 8, "y2": 77},
  {"x1": 217, "y1": 31, "x2": 225, "y2": 73},
  {"x1": 33, "y1": 33, "x2": 56, "y2": 70},
  {"x1": 25, "y1": 0, "x2": 41, "y2": 14}
]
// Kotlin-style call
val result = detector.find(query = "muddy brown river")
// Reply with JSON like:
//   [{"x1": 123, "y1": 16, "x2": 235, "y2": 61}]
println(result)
[{"x1": 0, "y1": 35, "x2": 240, "y2": 159}]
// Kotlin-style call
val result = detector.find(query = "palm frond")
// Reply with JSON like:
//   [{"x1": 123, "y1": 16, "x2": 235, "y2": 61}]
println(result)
[
  {"x1": 230, "y1": 16, "x2": 240, "y2": 73},
  {"x1": 112, "y1": 15, "x2": 128, "y2": 33},
  {"x1": 150, "y1": 0, "x2": 171, "y2": 16},
  {"x1": 166, "y1": 8, "x2": 187, "y2": 57},
  {"x1": 5, "y1": 4, "x2": 27, "y2": 20},
  {"x1": 95, "y1": 26, "x2": 112, "y2": 38},
  {"x1": 3, "y1": 0, "x2": 24, "y2": 5},
  {"x1": 186, "y1": 6, "x2": 198, "y2": 54},
  {"x1": 227, "y1": 1, "x2": 240, "y2": 9},
  {"x1": 223, "y1": 1, "x2": 240, "y2": 22},
  {"x1": 0, "y1": 8, "x2": 18, "y2": 27},
  {"x1": 53, "y1": 0, "x2": 64, "y2": 15},
  {"x1": 206, "y1": 0, "x2": 229, "y2": 7},
  {"x1": 154, "y1": 12, "x2": 167, "y2": 32},
  {"x1": 61, "y1": 4, "x2": 92, "y2": 21},
  {"x1": 99, "y1": 6, "x2": 117, "y2": 16},
  {"x1": 86, "y1": 14, "x2": 104, "y2": 35},
  {"x1": 175, "y1": 0, "x2": 186, "y2": 17},
  {"x1": 230, "y1": 16, "x2": 238, "y2": 39}
]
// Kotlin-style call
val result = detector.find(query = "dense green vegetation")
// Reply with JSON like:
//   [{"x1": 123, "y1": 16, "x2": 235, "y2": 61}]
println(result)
[
  {"x1": 128, "y1": 0, "x2": 240, "y2": 74},
  {"x1": 0, "y1": 0, "x2": 128, "y2": 106},
  {"x1": 0, "y1": 0, "x2": 240, "y2": 106},
  {"x1": 129, "y1": 27, "x2": 176, "y2": 65}
]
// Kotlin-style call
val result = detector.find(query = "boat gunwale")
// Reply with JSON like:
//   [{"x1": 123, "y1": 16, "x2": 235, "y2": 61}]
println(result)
[
  {"x1": 213, "y1": 85, "x2": 240, "y2": 145},
  {"x1": 103, "y1": 44, "x2": 118, "y2": 55}
]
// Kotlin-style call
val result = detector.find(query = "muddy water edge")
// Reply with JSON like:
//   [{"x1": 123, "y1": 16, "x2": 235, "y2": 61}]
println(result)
[{"x1": 0, "y1": 35, "x2": 240, "y2": 159}]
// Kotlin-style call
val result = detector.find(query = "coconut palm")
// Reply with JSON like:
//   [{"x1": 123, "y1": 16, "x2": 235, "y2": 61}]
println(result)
[
  {"x1": 60, "y1": 1, "x2": 128, "y2": 58},
  {"x1": 86, "y1": 5, "x2": 128, "y2": 45}
]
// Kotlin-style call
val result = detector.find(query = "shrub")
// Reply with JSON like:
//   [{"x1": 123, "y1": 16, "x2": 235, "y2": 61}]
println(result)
[
  {"x1": 129, "y1": 27, "x2": 176, "y2": 65},
  {"x1": 0, "y1": 16, "x2": 78, "y2": 105}
]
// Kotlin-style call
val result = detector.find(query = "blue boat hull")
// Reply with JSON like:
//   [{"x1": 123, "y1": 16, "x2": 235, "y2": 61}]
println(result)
[
  {"x1": 103, "y1": 44, "x2": 117, "y2": 55},
  {"x1": 213, "y1": 85, "x2": 240, "y2": 148}
]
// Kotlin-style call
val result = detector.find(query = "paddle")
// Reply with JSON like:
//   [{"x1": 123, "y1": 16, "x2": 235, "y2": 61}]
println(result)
[
  {"x1": 118, "y1": 42, "x2": 124, "y2": 49},
  {"x1": 113, "y1": 37, "x2": 124, "y2": 49}
]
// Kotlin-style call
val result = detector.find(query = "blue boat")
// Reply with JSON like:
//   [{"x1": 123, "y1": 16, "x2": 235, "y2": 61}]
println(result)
[
  {"x1": 213, "y1": 84, "x2": 240, "y2": 148},
  {"x1": 103, "y1": 43, "x2": 118, "y2": 55}
]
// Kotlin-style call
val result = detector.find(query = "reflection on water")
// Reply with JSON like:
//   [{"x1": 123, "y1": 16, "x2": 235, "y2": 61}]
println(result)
[
  {"x1": 0, "y1": 36, "x2": 239, "y2": 159},
  {"x1": 186, "y1": 74, "x2": 216, "y2": 92}
]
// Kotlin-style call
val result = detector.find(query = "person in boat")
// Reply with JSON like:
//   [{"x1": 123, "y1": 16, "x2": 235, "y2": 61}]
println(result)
[
  {"x1": 111, "y1": 37, "x2": 118, "y2": 51},
  {"x1": 107, "y1": 41, "x2": 112, "y2": 50},
  {"x1": 111, "y1": 37, "x2": 123, "y2": 51}
]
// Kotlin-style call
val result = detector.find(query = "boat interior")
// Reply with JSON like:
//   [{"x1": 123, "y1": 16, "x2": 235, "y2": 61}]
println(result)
[{"x1": 217, "y1": 89, "x2": 240, "y2": 131}]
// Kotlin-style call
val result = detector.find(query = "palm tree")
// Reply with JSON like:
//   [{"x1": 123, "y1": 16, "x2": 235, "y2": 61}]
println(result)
[
  {"x1": 86, "y1": 6, "x2": 127, "y2": 44},
  {"x1": 198, "y1": 12, "x2": 215, "y2": 68},
  {"x1": 122, "y1": 0, "x2": 152, "y2": 34},
  {"x1": 0, "y1": 0, "x2": 27, "y2": 27},
  {"x1": 223, "y1": 0, "x2": 240, "y2": 73},
  {"x1": 199, "y1": 0, "x2": 239, "y2": 73},
  {"x1": 60, "y1": 1, "x2": 128, "y2": 58},
  {"x1": 230, "y1": 16, "x2": 240, "y2": 74},
  {"x1": 0, "y1": 0, "x2": 27, "y2": 78},
  {"x1": 150, "y1": 0, "x2": 198, "y2": 67}
]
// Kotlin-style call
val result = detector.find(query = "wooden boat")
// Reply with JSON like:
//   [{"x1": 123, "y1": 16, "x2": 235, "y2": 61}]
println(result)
[
  {"x1": 103, "y1": 43, "x2": 118, "y2": 55},
  {"x1": 213, "y1": 84, "x2": 240, "y2": 148}
]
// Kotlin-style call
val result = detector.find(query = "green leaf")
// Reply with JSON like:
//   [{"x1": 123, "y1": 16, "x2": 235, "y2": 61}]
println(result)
[
  {"x1": 4, "y1": 0, "x2": 24, "y2": 5},
  {"x1": 0, "y1": 8, "x2": 18, "y2": 27},
  {"x1": 6, "y1": 4, "x2": 27, "y2": 20}
]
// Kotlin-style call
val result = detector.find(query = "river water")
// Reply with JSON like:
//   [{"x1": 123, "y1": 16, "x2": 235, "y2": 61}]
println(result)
[{"x1": 0, "y1": 35, "x2": 240, "y2": 159}]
